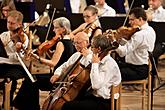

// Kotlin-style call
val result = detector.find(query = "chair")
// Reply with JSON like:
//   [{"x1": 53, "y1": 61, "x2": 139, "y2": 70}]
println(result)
[
  {"x1": 4, "y1": 78, "x2": 12, "y2": 110},
  {"x1": 121, "y1": 61, "x2": 152, "y2": 110},
  {"x1": 111, "y1": 83, "x2": 122, "y2": 110}
]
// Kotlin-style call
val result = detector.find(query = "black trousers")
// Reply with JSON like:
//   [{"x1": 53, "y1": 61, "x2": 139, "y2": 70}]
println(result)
[
  {"x1": 0, "y1": 64, "x2": 26, "y2": 106},
  {"x1": 14, "y1": 74, "x2": 54, "y2": 110},
  {"x1": 0, "y1": 64, "x2": 40, "y2": 109},
  {"x1": 62, "y1": 93, "x2": 112, "y2": 110},
  {"x1": 153, "y1": 42, "x2": 165, "y2": 65},
  {"x1": 117, "y1": 61, "x2": 148, "y2": 81}
]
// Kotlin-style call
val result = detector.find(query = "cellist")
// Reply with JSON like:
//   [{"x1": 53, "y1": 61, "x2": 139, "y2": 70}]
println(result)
[{"x1": 50, "y1": 32, "x2": 121, "y2": 110}]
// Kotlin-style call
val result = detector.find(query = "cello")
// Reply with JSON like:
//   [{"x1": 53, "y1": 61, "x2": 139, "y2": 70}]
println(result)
[{"x1": 42, "y1": 54, "x2": 91, "y2": 110}]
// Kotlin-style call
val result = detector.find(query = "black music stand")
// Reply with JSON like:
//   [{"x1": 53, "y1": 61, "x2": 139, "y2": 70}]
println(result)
[{"x1": 148, "y1": 52, "x2": 164, "y2": 110}]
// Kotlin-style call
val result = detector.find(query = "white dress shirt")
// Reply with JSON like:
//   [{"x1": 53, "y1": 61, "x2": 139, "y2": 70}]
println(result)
[
  {"x1": 95, "y1": 3, "x2": 116, "y2": 17},
  {"x1": 54, "y1": 51, "x2": 121, "y2": 99},
  {"x1": 152, "y1": 6, "x2": 165, "y2": 22},
  {"x1": 0, "y1": 31, "x2": 29, "y2": 64},
  {"x1": 90, "y1": 54, "x2": 121, "y2": 99},
  {"x1": 116, "y1": 22, "x2": 156, "y2": 65},
  {"x1": 70, "y1": 0, "x2": 87, "y2": 13}
]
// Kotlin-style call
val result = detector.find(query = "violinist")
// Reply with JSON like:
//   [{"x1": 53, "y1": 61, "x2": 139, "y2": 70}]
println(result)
[
  {"x1": 115, "y1": 7, "x2": 156, "y2": 81},
  {"x1": 15, "y1": 17, "x2": 76, "y2": 110},
  {"x1": 50, "y1": 32, "x2": 121, "y2": 110},
  {"x1": 71, "y1": 5, "x2": 102, "y2": 41},
  {"x1": 0, "y1": 10, "x2": 31, "y2": 109}
]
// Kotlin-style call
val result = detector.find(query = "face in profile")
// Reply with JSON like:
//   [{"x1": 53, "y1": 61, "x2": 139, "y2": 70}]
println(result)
[{"x1": 2, "y1": 5, "x2": 10, "y2": 18}]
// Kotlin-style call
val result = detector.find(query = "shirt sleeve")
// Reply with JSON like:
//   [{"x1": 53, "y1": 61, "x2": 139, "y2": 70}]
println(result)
[
  {"x1": 54, "y1": 52, "x2": 81, "y2": 76},
  {"x1": 116, "y1": 33, "x2": 143, "y2": 57}
]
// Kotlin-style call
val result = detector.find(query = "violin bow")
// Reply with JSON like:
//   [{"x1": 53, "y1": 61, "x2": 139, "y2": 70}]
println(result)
[
  {"x1": 45, "y1": 8, "x2": 56, "y2": 41},
  {"x1": 123, "y1": 0, "x2": 135, "y2": 26}
]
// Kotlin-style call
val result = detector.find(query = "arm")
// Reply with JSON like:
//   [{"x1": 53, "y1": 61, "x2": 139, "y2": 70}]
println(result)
[
  {"x1": 71, "y1": 23, "x2": 87, "y2": 35},
  {"x1": 115, "y1": 33, "x2": 143, "y2": 57},
  {"x1": 39, "y1": 41, "x2": 64, "y2": 67},
  {"x1": 50, "y1": 52, "x2": 81, "y2": 83}
]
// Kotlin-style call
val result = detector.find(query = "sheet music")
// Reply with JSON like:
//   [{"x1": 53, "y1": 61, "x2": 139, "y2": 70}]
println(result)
[{"x1": 0, "y1": 57, "x2": 15, "y2": 64}]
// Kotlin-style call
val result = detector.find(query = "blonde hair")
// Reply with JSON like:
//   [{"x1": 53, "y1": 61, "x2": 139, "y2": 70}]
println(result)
[{"x1": 8, "y1": 10, "x2": 24, "y2": 23}]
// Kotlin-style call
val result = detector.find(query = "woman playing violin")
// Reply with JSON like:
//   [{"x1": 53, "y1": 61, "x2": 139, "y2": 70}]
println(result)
[
  {"x1": 71, "y1": 5, "x2": 102, "y2": 41},
  {"x1": 115, "y1": 7, "x2": 156, "y2": 81},
  {"x1": 15, "y1": 17, "x2": 76, "y2": 110},
  {"x1": 50, "y1": 32, "x2": 121, "y2": 110},
  {"x1": 34, "y1": 17, "x2": 75, "y2": 69}
]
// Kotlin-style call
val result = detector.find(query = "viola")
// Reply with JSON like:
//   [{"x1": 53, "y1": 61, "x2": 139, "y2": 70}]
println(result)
[{"x1": 37, "y1": 35, "x2": 61, "y2": 56}]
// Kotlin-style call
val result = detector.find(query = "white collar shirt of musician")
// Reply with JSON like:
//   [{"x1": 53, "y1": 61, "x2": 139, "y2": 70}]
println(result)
[
  {"x1": 152, "y1": 6, "x2": 165, "y2": 22},
  {"x1": 116, "y1": 22, "x2": 156, "y2": 65},
  {"x1": 96, "y1": 3, "x2": 116, "y2": 17},
  {"x1": 54, "y1": 51, "x2": 93, "y2": 76},
  {"x1": 0, "y1": 31, "x2": 29, "y2": 64},
  {"x1": 90, "y1": 54, "x2": 121, "y2": 99}
]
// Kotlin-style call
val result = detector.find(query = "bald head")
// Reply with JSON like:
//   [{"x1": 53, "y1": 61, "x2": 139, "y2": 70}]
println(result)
[
  {"x1": 74, "y1": 32, "x2": 89, "y2": 43},
  {"x1": 73, "y1": 32, "x2": 89, "y2": 52}
]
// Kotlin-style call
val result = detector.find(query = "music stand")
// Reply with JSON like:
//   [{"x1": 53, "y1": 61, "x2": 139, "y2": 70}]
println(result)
[{"x1": 148, "y1": 52, "x2": 164, "y2": 110}]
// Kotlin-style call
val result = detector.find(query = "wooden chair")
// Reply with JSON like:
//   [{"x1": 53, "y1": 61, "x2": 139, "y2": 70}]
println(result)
[
  {"x1": 111, "y1": 83, "x2": 122, "y2": 110},
  {"x1": 1, "y1": 78, "x2": 24, "y2": 110},
  {"x1": 121, "y1": 61, "x2": 152, "y2": 110},
  {"x1": 4, "y1": 78, "x2": 12, "y2": 110}
]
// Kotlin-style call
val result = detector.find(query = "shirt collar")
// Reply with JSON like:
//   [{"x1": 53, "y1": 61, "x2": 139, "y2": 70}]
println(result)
[
  {"x1": 155, "y1": 6, "x2": 164, "y2": 13},
  {"x1": 141, "y1": 22, "x2": 149, "y2": 30}
]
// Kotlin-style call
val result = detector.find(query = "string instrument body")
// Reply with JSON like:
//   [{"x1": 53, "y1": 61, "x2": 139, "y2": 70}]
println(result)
[{"x1": 42, "y1": 61, "x2": 91, "y2": 110}]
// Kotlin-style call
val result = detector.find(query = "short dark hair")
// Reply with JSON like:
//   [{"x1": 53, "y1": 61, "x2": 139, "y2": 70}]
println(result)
[
  {"x1": 92, "y1": 34, "x2": 113, "y2": 52},
  {"x1": 130, "y1": 7, "x2": 147, "y2": 21}
]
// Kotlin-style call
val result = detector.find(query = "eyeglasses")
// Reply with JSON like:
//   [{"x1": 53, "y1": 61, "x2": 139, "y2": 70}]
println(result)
[
  {"x1": 73, "y1": 41, "x2": 83, "y2": 45},
  {"x1": 54, "y1": 26, "x2": 61, "y2": 29},
  {"x1": 83, "y1": 15, "x2": 93, "y2": 19}
]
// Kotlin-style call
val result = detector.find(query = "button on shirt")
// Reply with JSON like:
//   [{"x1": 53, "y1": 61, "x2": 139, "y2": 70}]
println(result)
[
  {"x1": 152, "y1": 6, "x2": 165, "y2": 22},
  {"x1": 116, "y1": 23, "x2": 156, "y2": 65}
]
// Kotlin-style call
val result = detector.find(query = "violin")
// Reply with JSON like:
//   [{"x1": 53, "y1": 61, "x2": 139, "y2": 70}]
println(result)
[
  {"x1": 104, "y1": 26, "x2": 140, "y2": 41},
  {"x1": 83, "y1": 23, "x2": 97, "y2": 37},
  {"x1": 37, "y1": 34, "x2": 61, "y2": 56},
  {"x1": 11, "y1": 27, "x2": 26, "y2": 44}
]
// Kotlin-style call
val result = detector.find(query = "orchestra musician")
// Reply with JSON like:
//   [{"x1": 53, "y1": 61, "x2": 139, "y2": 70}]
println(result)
[
  {"x1": 0, "y1": 10, "x2": 31, "y2": 109},
  {"x1": 94, "y1": 0, "x2": 116, "y2": 17},
  {"x1": 147, "y1": 0, "x2": 165, "y2": 66},
  {"x1": 71, "y1": 5, "x2": 102, "y2": 41},
  {"x1": 0, "y1": 0, "x2": 16, "y2": 19},
  {"x1": 147, "y1": 0, "x2": 165, "y2": 22},
  {"x1": 115, "y1": 7, "x2": 156, "y2": 81},
  {"x1": 15, "y1": 17, "x2": 76, "y2": 110},
  {"x1": 50, "y1": 32, "x2": 121, "y2": 110}
]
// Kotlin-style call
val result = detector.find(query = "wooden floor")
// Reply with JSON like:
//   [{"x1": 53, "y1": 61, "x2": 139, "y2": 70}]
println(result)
[{"x1": 0, "y1": 60, "x2": 165, "y2": 110}]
